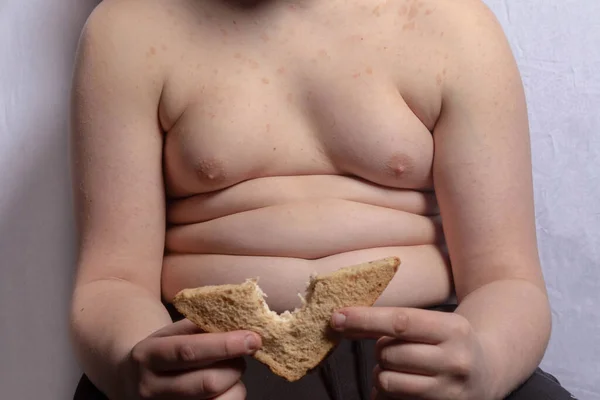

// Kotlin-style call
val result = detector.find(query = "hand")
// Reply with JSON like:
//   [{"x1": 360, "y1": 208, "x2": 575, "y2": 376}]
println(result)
[
  {"x1": 331, "y1": 307, "x2": 490, "y2": 400},
  {"x1": 124, "y1": 319, "x2": 261, "y2": 399}
]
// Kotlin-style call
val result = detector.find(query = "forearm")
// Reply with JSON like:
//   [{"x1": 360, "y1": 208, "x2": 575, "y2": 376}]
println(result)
[
  {"x1": 71, "y1": 279, "x2": 172, "y2": 399},
  {"x1": 455, "y1": 279, "x2": 552, "y2": 399}
]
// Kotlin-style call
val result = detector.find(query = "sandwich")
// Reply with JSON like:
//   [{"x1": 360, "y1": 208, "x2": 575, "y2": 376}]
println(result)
[{"x1": 172, "y1": 256, "x2": 400, "y2": 381}]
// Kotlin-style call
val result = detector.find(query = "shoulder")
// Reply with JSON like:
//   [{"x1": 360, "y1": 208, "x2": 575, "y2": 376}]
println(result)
[
  {"x1": 79, "y1": 0, "x2": 166, "y2": 52},
  {"x1": 431, "y1": 0, "x2": 515, "y2": 67},
  {"x1": 424, "y1": 0, "x2": 522, "y2": 101},
  {"x1": 424, "y1": 0, "x2": 510, "y2": 51},
  {"x1": 73, "y1": 0, "x2": 171, "y2": 100}
]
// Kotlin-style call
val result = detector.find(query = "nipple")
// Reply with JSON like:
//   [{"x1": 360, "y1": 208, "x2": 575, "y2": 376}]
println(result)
[
  {"x1": 385, "y1": 153, "x2": 412, "y2": 178},
  {"x1": 195, "y1": 157, "x2": 226, "y2": 182}
]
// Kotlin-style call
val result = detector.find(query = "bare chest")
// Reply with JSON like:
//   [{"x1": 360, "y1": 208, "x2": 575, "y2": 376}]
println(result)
[{"x1": 159, "y1": 2, "x2": 444, "y2": 197}]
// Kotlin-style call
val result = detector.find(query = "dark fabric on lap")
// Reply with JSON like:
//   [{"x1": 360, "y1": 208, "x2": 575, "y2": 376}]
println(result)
[
  {"x1": 506, "y1": 369, "x2": 576, "y2": 400},
  {"x1": 243, "y1": 339, "x2": 374, "y2": 400},
  {"x1": 73, "y1": 375, "x2": 109, "y2": 400}
]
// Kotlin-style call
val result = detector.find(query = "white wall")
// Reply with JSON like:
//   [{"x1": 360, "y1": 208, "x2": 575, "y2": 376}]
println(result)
[
  {"x1": 0, "y1": 1, "x2": 99, "y2": 399},
  {"x1": 0, "y1": 1, "x2": 598, "y2": 399}
]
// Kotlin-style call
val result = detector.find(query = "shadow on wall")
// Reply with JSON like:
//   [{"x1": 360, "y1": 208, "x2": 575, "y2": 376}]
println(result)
[{"x1": 0, "y1": 0, "x2": 100, "y2": 399}]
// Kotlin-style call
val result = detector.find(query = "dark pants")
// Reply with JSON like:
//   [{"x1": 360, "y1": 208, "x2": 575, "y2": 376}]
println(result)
[{"x1": 74, "y1": 337, "x2": 575, "y2": 400}]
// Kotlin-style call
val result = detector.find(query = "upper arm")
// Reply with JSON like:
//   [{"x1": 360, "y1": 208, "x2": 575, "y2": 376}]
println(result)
[
  {"x1": 432, "y1": 1, "x2": 544, "y2": 299},
  {"x1": 70, "y1": 2, "x2": 166, "y2": 294}
]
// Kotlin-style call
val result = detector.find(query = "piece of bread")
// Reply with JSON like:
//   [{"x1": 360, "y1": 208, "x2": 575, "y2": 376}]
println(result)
[{"x1": 172, "y1": 256, "x2": 400, "y2": 381}]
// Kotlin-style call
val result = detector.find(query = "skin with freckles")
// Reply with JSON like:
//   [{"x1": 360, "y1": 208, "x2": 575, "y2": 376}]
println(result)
[{"x1": 70, "y1": 0, "x2": 550, "y2": 399}]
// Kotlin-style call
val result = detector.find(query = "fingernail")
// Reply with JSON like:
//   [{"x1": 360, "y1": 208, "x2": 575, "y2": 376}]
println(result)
[
  {"x1": 331, "y1": 312, "x2": 346, "y2": 329},
  {"x1": 245, "y1": 334, "x2": 259, "y2": 352}
]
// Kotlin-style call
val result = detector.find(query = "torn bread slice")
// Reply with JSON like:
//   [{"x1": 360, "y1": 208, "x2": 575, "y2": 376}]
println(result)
[{"x1": 172, "y1": 256, "x2": 400, "y2": 382}]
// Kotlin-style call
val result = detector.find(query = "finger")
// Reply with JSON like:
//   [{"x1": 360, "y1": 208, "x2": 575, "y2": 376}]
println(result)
[
  {"x1": 211, "y1": 381, "x2": 247, "y2": 400},
  {"x1": 146, "y1": 331, "x2": 261, "y2": 371},
  {"x1": 150, "y1": 360, "x2": 245, "y2": 399},
  {"x1": 375, "y1": 338, "x2": 444, "y2": 376},
  {"x1": 373, "y1": 365, "x2": 438, "y2": 399},
  {"x1": 331, "y1": 307, "x2": 453, "y2": 343}
]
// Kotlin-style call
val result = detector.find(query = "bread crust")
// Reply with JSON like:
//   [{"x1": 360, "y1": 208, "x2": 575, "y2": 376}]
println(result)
[{"x1": 173, "y1": 257, "x2": 400, "y2": 381}]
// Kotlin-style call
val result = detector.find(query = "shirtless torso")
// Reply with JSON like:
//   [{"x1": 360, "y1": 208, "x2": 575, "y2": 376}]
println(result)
[
  {"x1": 156, "y1": 0, "x2": 454, "y2": 311},
  {"x1": 71, "y1": 1, "x2": 550, "y2": 398}
]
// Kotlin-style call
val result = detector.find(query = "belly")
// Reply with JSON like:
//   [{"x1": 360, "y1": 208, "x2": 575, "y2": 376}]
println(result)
[{"x1": 162, "y1": 175, "x2": 452, "y2": 312}]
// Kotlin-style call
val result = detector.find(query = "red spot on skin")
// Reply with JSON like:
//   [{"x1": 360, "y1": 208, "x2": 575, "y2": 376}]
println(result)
[
  {"x1": 289, "y1": 4, "x2": 297, "y2": 10},
  {"x1": 161, "y1": 44, "x2": 167, "y2": 51},
  {"x1": 318, "y1": 49, "x2": 328, "y2": 58},
  {"x1": 149, "y1": 46, "x2": 156, "y2": 56},
  {"x1": 266, "y1": 124, "x2": 271, "y2": 132},
  {"x1": 408, "y1": 3, "x2": 419, "y2": 19},
  {"x1": 399, "y1": 5, "x2": 408, "y2": 15},
  {"x1": 373, "y1": 5, "x2": 381, "y2": 16},
  {"x1": 262, "y1": 78, "x2": 270, "y2": 84},
  {"x1": 403, "y1": 21, "x2": 416, "y2": 31},
  {"x1": 234, "y1": 53, "x2": 242, "y2": 59},
  {"x1": 440, "y1": 31, "x2": 445, "y2": 38},
  {"x1": 436, "y1": 74, "x2": 442, "y2": 86},
  {"x1": 425, "y1": 9, "x2": 433, "y2": 15},
  {"x1": 366, "y1": 67, "x2": 373, "y2": 75},
  {"x1": 248, "y1": 60, "x2": 260, "y2": 69},
  {"x1": 277, "y1": 67, "x2": 286, "y2": 74},
  {"x1": 221, "y1": 28, "x2": 228, "y2": 37},
  {"x1": 261, "y1": 33, "x2": 270, "y2": 42},
  {"x1": 352, "y1": 72, "x2": 361, "y2": 78},
  {"x1": 287, "y1": 93, "x2": 293, "y2": 103}
]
